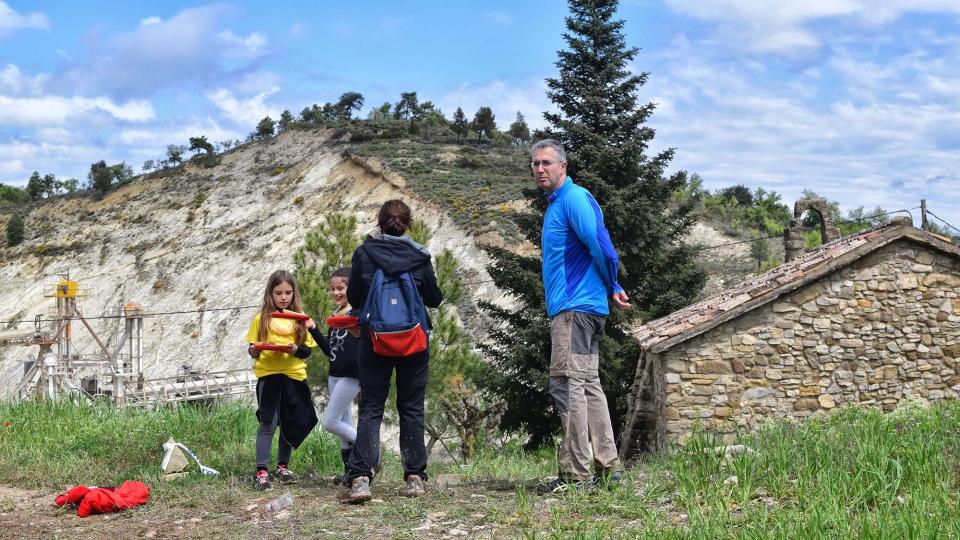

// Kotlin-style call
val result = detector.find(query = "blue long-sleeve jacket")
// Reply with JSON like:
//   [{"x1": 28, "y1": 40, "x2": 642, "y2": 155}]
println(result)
[{"x1": 542, "y1": 177, "x2": 623, "y2": 317}]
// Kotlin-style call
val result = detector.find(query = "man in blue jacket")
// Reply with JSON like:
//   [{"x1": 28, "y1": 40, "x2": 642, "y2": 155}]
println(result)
[{"x1": 530, "y1": 139, "x2": 631, "y2": 494}]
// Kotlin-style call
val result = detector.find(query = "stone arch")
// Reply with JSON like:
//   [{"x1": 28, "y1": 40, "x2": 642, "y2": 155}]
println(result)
[{"x1": 784, "y1": 197, "x2": 840, "y2": 261}]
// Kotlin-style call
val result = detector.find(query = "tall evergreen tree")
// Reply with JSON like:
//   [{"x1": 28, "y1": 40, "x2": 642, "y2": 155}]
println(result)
[
  {"x1": 166, "y1": 144, "x2": 184, "y2": 167},
  {"x1": 451, "y1": 107, "x2": 468, "y2": 142},
  {"x1": 278, "y1": 110, "x2": 294, "y2": 132},
  {"x1": 334, "y1": 92, "x2": 365, "y2": 120},
  {"x1": 41, "y1": 173, "x2": 56, "y2": 198},
  {"x1": 479, "y1": 0, "x2": 705, "y2": 448},
  {"x1": 87, "y1": 160, "x2": 113, "y2": 193},
  {"x1": 299, "y1": 106, "x2": 316, "y2": 124},
  {"x1": 508, "y1": 111, "x2": 531, "y2": 146},
  {"x1": 393, "y1": 92, "x2": 419, "y2": 121},
  {"x1": 26, "y1": 171, "x2": 43, "y2": 201},
  {"x1": 256, "y1": 116, "x2": 276, "y2": 139},
  {"x1": 471, "y1": 107, "x2": 496, "y2": 142},
  {"x1": 188, "y1": 136, "x2": 213, "y2": 156}
]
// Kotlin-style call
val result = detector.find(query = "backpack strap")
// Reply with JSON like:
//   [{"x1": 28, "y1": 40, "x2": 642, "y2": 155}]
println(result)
[{"x1": 359, "y1": 268, "x2": 385, "y2": 329}]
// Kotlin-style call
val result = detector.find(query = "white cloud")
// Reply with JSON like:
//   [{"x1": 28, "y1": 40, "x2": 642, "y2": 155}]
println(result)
[
  {"x1": 217, "y1": 30, "x2": 268, "y2": 58},
  {"x1": 229, "y1": 71, "x2": 282, "y2": 95},
  {"x1": 639, "y1": 42, "x2": 960, "y2": 225},
  {"x1": 111, "y1": 117, "x2": 242, "y2": 153},
  {"x1": 0, "y1": 1, "x2": 49, "y2": 36},
  {"x1": 1, "y1": 116, "x2": 242, "y2": 184},
  {"x1": 57, "y1": 5, "x2": 269, "y2": 98},
  {"x1": 34, "y1": 127, "x2": 80, "y2": 145},
  {"x1": 438, "y1": 79, "x2": 554, "y2": 130},
  {"x1": 0, "y1": 156, "x2": 24, "y2": 178},
  {"x1": 0, "y1": 95, "x2": 154, "y2": 126},
  {"x1": 0, "y1": 138, "x2": 100, "y2": 181},
  {"x1": 206, "y1": 86, "x2": 280, "y2": 126},
  {"x1": 0, "y1": 64, "x2": 49, "y2": 95},
  {"x1": 662, "y1": 0, "x2": 960, "y2": 57},
  {"x1": 925, "y1": 75, "x2": 960, "y2": 98}
]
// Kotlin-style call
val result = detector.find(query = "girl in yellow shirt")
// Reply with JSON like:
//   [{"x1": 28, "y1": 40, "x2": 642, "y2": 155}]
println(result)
[{"x1": 245, "y1": 270, "x2": 318, "y2": 491}]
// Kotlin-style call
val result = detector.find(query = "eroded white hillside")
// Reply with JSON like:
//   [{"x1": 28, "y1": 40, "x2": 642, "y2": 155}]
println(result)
[{"x1": 0, "y1": 130, "x2": 501, "y2": 397}]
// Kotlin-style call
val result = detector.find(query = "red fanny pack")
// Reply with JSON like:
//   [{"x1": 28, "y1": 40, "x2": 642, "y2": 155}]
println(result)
[{"x1": 369, "y1": 324, "x2": 427, "y2": 357}]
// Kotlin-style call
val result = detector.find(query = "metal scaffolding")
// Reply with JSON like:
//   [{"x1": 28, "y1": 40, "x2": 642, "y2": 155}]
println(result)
[{"x1": 3, "y1": 277, "x2": 256, "y2": 405}]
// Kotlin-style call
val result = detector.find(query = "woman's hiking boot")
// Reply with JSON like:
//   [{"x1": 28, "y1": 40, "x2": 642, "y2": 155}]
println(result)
[
  {"x1": 338, "y1": 476, "x2": 372, "y2": 504},
  {"x1": 274, "y1": 464, "x2": 298, "y2": 484},
  {"x1": 253, "y1": 469, "x2": 272, "y2": 491},
  {"x1": 332, "y1": 447, "x2": 351, "y2": 486},
  {"x1": 398, "y1": 474, "x2": 425, "y2": 498}
]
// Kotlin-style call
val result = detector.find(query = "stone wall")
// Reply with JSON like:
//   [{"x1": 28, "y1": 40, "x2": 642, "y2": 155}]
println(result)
[{"x1": 661, "y1": 240, "x2": 960, "y2": 444}]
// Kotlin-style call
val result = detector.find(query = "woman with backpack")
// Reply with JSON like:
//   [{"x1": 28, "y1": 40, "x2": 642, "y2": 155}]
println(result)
[{"x1": 339, "y1": 199, "x2": 444, "y2": 504}]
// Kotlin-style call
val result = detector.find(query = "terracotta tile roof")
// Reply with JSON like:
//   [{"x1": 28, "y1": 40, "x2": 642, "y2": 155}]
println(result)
[{"x1": 631, "y1": 221, "x2": 957, "y2": 353}]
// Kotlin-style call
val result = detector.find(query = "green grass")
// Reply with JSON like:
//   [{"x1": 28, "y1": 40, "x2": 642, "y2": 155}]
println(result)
[{"x1": 1, "y1": 399, "x2": 959, "y2": 538}]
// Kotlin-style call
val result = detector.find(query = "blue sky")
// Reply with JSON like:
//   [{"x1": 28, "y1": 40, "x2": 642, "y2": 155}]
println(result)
[{"x1": 2, "y1": 0, "x2": 959, "y2": 231}]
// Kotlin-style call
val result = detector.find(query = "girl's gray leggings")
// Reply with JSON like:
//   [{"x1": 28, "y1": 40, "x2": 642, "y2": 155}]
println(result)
[
  {"x1": 324, "y1": 376, "x2": 360, "y2": 448},
  {"x1": 256, "y1": 389, "x2": 292, "y2": 468}
]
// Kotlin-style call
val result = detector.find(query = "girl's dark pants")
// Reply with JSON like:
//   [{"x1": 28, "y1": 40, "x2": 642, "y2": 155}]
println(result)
[{"x1": 347, "y1": 337, "x2": 429, "y2": 483}]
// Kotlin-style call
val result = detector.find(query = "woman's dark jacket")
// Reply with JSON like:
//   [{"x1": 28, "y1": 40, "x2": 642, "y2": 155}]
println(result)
[{"x1": 348, "y1": 234, "x2": 444, "y2": 333}]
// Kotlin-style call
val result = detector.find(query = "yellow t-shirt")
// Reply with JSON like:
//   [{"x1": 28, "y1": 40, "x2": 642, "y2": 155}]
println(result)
[{"x1": 245, "y1": 313, "x2": 317, "y2": 381}]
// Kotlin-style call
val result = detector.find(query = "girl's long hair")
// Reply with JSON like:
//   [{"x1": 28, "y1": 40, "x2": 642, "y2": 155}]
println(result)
[{"x1": 257, "y1": 270, "x2": 307, "y2": 344}]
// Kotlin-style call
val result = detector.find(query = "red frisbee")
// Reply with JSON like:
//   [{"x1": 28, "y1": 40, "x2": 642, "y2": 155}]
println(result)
[
  {"x1": 253, "y1": 342, "x2": 291, "y2": 352},
  {"x1": 326, "y1": 315, "x2": 360, "y2": 329},
  {"x1": 270, "y1": 310, "x2": 310, "y2": 321}
]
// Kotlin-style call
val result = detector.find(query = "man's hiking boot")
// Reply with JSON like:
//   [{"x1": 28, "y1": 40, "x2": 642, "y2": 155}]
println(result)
[
  {"x1": 594, "y1": 468, "x2": 623, "y2": 490},
  {"x1": 332, "y1": 447, "x2": 351, "y2": 486},
  {"x1": 338, "y1": 476, "x2": 372, "y2": 504},
  {"x1": 398, "y1": 474, "x2": 425, "y2": 498},
  {"x1": 534, "y1": 476, "x2": 594, "y2": 495},
  {"x1": 274, "y1": 464, "x2": 298, "y2": 484},
  {"x1": 253, "y1": 470, "x2": 271, "y2": 491}
]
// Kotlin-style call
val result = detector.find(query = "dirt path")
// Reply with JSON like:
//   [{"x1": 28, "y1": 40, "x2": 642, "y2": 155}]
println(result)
[{"x1": 0, "y1": 479, "x2": 531, "y2": 539}]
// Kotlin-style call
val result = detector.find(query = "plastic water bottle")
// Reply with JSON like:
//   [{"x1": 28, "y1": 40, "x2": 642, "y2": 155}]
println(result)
[{"x1": 262, "y1": 492, "x2": 294, "y2": 512}]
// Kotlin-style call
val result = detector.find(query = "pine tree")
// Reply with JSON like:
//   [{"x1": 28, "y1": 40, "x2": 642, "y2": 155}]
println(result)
[
  {"x1": 294, "y1": 213, "x2": 363, "y2": 389},
  {"x1": 26, "y1": 171, "x2": 43, "y2": 201},
  {"x1": 479, "y1": 0, "x2": 705, "y2": 448},
  {"x1": 256, "y1": 116, "x2": 276, "y2": 140},
  {"x1": 334, "y1": 92, "x2": 364, "y2": 120},
  {"x1": 6, "y1": 214, "x2": 24, "y2": 247},
  {"x1": 278, "y1": 110, "x2": 294, "y2": 132},
  {"x1": 508, "y1": 111, "x2": 530, "y2": 146},
  {"x1": 188, "y1": 136, "x2": 213, "y2": 156},
  {"x1": 41, "y1": 173, "x2": 56, "y2": 198},
  {"x1": 87, "y1": 160, "x2": 113, "y2": 193},
  {"x1": 471, "y1": 107, "x2": 496, "y2": 142},
  {"x1": 393, "y1": 92, "x2": 419, "y2": 121},
  {"x1": 451, "y1": 107, "x2": 468, "y2": 142},
  {"x1": 166, "y1": 145, "x2": 184, "y2": 167}
]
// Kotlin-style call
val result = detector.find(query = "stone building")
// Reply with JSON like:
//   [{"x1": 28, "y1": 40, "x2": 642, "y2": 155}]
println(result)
[{"x1": 619, "y1": 215, "x2": 960, "y2": 459}]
